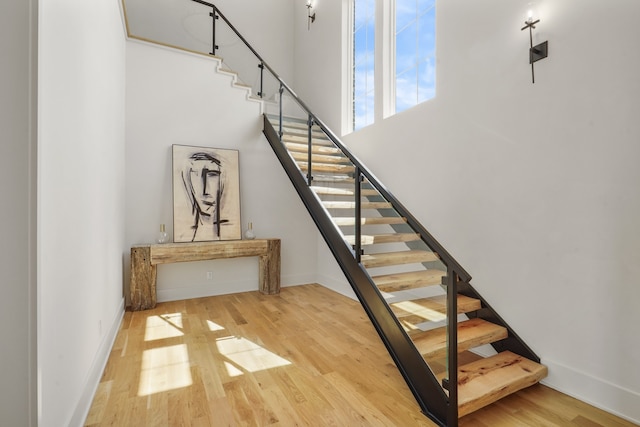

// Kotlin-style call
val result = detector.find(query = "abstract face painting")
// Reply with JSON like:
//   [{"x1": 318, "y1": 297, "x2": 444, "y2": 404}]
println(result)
[{"x1": 173, "y1": 145, "x2": 241, "y2": 242}]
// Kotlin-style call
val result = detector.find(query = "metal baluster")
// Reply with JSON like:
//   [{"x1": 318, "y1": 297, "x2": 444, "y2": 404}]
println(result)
[
  {"x1": 278, "y1": 84, "x2": 284, "y2": 139},
  {"x1": 354, "y1": 168, "x2": 363, "y2": 263},
  {"x1": 209, "y1": 6, "x2": 219, "y2": 55},
  {"x1": 445, "y1": 268, "x2": 459, "y2": 426},
  {"x1": 258, "y1": 62, "x2": 264, "y2": 98},
  {"x1": 307, "y1": 114, "x2": 313, "y2": 185}
]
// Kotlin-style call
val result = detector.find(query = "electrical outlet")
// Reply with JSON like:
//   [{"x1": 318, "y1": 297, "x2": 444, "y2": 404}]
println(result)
[{"x1": 206, "y1": 272, "x2": 213, "y2": 280}]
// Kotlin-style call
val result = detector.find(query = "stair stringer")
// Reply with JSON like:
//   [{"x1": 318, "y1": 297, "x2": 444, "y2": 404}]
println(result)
[{"x1": 263, "y1": 115, "x2": 452, "y2": 427}]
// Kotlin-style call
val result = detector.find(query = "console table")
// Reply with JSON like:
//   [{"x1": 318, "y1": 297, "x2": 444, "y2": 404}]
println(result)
[{"x1": 130, "y1": 239, "x2": 281, "y2": 311}]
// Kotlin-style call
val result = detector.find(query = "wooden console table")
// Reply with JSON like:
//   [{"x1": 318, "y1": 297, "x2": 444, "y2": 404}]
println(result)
[{"x1": 130, "y1": 239, "x2": 281, "y2": 311}]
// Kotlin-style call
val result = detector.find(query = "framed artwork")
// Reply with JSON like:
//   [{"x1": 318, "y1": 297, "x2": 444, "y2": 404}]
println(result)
[{"x1": 172, "y1": 145, "x2": 241, "y2": 242}]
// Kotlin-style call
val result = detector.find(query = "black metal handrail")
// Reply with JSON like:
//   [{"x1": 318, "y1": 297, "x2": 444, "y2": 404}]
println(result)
[{"x1": 190, "y1": 1, "x2": 471, "y2": 284}]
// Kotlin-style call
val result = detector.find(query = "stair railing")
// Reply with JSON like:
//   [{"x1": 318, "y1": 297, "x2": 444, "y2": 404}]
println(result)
[
  {"x1": 187, "y1": 1, "x2": 460, "y2": 424},
  {"x1": 187, "y1": 2, "x2": 540, "y2": 425}
]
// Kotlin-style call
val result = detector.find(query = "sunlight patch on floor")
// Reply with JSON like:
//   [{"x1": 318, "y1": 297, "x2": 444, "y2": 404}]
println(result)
[
  {"x1": 223, "y1": 361, "x2": 245, "y2": 377},
  {"x1": 216, "y1": 336, "x2": 291, "y2": 376},
  {"x1": 207, "y1": 320, "x2": 225, "y2": 331},
  {"x1": 138, "y1": 344, "x2": 192, "y2": 396},
  {"x1": 144, "y1": 313, "x2": 184, "y2": 341}
]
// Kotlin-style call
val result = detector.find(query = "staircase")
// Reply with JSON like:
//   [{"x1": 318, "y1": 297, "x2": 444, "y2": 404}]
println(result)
[
  {"x1": 135, "y1": 1, "x2": 547, "y2": 425},
  {"x1": 262, "y1": 114, "x2": 547, "y2": 425}
]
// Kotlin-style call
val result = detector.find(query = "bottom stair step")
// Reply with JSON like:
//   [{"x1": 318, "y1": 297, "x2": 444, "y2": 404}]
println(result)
[{"x1": 455, "y1": 351, "x2": 548, "y2": 417}]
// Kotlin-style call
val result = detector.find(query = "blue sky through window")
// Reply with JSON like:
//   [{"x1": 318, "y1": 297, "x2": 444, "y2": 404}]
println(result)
[
  {"x1": 395, "y1": 0, "x2": 436, "y2": 113},
  {"x1": 352, "y1": 0, "x2": 435, "y2": 131},
  {"x1": 353, "y1": 0, "x2": 375, "y2": 130}
]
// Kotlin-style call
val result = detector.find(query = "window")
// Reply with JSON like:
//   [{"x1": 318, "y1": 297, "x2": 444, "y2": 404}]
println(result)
[
  {"x1": 348, "y1": 0, "x2": 436, "y2": 132},
  {"x1": 395, "y1": 0, "x2": 436, "y2": 113},
  {"x1": 353, "y1": 0, "x2": 375, "y2": 130}
]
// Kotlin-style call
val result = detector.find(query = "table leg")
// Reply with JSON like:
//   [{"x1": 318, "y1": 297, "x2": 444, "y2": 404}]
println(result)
[
  {"x1": 130, "y1": 246, "x2": 157, "y2": 311},
  {"x1": 259, "y1": 239, "x2": 281, "y2": 295}
]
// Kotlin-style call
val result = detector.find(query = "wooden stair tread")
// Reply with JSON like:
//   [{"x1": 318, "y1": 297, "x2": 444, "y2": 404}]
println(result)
[
  {"x1": 332, "y1": 216, "x2": 407, "y2": 226},
  {"x1": 269, "y1": 118, "x2": 322, "y2": 131},
  {"x1": 372, "y1": 270, "x2": 446, "y2": 292},
  {"x1": 411, "y1": 318, "x2": 508, "y2": 360},
  {"x1": 344, "y1": 233, "x2": 420, "y2": 245},
  {"x1": 361, "y1": 250, "x2": 439, "y2": 268},
  {"x1": 282, "y1": 124, "x2": 325, "y2": 133},
  {"x1": 310, "y1": 176, "x2": 371, "y2": 185},
  {"x1": 267, "y1": 117, "x2": 337, "y2": 147},
  {"x1": 285, "y1": 142, "x2": 342, "y2": 155},
  {"x1": 291, "y1": 152, "x2": 350, "y2": 164},
  {"x1": 298, "y1": 162, "x2": 354, "y2": 174},
  {"x1": 281, "y1": 132, "x2": 330, "y2": 149},
  {"x1": 309, "y1": 176, "x2": 356, "y2": 184},
  {"x1": 282, "y1": 134, "x2": 332, "y2": 145},
  {"x1": 323, "y1": 201, "x2": 392, "y2": 209},
  {"x1": 390, "y1": 295, "x2": 481, "y2": 324},
  {"x1": 311, "y1": 186, "x2": 379, "y2": 196},
  {"x1": 455, "y1": 351, "x2": 548, "y2": 417},
  {"x1": 267, "y1": 116, "x2": 321, "y2": 129}
]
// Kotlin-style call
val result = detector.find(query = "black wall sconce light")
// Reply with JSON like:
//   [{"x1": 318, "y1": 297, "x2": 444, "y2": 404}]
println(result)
[
  {"x1": 306, "y1": 0, "x2": 316, "y2": 30},
  {"x1": 521, "y1": 8, "x2": 548, "y2": 83}
]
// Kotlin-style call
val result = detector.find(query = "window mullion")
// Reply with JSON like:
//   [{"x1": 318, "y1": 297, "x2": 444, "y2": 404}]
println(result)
[{"x1": 381, "y1": 0, "x2": 395, "y2": 119}]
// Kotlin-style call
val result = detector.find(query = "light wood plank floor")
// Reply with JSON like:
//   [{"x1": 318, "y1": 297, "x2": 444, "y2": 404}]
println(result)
[{"x1": 85, "y1": 284, "x2": 636, "y2": 426}]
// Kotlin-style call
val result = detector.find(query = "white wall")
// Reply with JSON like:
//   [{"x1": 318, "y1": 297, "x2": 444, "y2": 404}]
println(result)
[
  {"x1": 38, "y1": 0, "x2": 127, "y2": 425},
  {"x1": 0, "y1": 0, "x2": 37, "y2": 425},
  {"x1": 294, "y1": 0, "x2": 640, "y2": 423},
  {"x1": 125, "y1": 41, "x2": 318, "y2": 302},
  {"x1": 291, "y1": 0, "x2": 356, "y2": 298},
  {"x1": 292, "y1": 0, "x2": 344, "y2": 132}
]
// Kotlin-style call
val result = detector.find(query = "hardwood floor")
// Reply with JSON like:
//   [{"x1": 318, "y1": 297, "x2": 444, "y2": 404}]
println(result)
[{"x1": 85, "y1": 284, "x2": 636, "y2": 426}]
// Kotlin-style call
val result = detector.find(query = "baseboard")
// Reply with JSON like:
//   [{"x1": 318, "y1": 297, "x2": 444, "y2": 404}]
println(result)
[
  {"x1": 541, "y1": 358, "x2": 640, "y2": 425},
  {"x1": 468, "y1": 346, "x2": 640, "y2": 424},
  {"x1": 69, "y1": 298, "x2": 125, "y2": 427},
  {"x1": 281, "y1": 273, "x2": 318, "y2": 288},
  {"x1": 157, "y1": 273, "x2": 317, "y2": 302}
]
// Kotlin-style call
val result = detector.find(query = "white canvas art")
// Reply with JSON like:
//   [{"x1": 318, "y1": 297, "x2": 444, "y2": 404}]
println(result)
[{"x1": 172, "y1": 145, "x2": 241, "y2": 242}]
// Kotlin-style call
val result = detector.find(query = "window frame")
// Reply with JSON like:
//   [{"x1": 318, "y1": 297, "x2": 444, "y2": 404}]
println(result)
[{"x1": 345, "y1": 0, "x2": 436, "y2": 134}]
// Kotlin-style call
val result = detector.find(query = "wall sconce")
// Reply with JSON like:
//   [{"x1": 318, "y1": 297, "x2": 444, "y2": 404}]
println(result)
[
  {"x1": 306, "y1": 0, "x2": 316, "y2": 30},
  {"x1": 520, "y1": 7, "x2": 548, "y2": 83}
]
